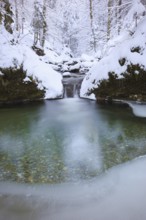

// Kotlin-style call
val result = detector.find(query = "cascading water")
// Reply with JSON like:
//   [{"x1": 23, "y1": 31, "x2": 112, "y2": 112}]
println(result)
[{"x1": 63, "y1": 73, "x2": 84, "y2": 98}]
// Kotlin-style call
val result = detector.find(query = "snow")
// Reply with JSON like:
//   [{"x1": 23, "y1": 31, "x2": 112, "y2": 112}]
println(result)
[
  {"x1": 80, "y1": 54, "x2": 94, "y2": 62},
  {"x1": 61, "y1": 64, "x2": 69, "y2": 72},
  {"x1": 0, "y1": 27, "x2": 63, "y2": 99},
  {"x1": 63, "y1": 72, "x2": 71, "y2": 77},
  {"x1": 6, "y1": 0, "x2": 145, "y2": 57},
  {"x1": 1, "y1": 0, "x2": 146, "y2": 100},
  {"x1": 122, "y1": 0, "x2": 146, "y2": 31},
  {"x1": 23, "y1": 48, "x2": 63, "y2": 99},
  {"x1": 81, "y1": 93, "x2": 96, "y2": 101},
  {"x1": 125, "y1": 101, "x2": 146, "y2": 118},
  {"x1": 80, "y1": 16, "x2": 146, "y2": 99},
  {"x1": 23, "y1": 76, "x2": 31, "y2": 82},
  {"x1": 81, "y1": 61, "x2": 94, "y2": 68},
  {"x1": 69, "y1": 63, "x2": 80, "y2": 71},
  {"x1": 0, "y1": 155, "x2": 146, "y2": 220},
  {"x1": 0, "y1": 71, "x2": 4, "y2": 76}
]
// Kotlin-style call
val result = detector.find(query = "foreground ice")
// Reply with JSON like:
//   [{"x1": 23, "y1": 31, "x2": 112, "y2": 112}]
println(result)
[
  {"x1": 126, "y1": 102, "x2": 146, "y2": 118},
  {"x1": 0, "y1": 156, "x2": 146, "y2": 220}
]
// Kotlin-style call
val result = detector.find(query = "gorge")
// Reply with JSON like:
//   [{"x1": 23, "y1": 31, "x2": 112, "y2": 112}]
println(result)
[{"x1": 0, "y1": 1, "x2": 146, "y2": 220}]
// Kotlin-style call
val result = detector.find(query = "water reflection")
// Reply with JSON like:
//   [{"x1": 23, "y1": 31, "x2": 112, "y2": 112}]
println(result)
[{"x1": 0, "y1": 99, "x2": 146, "y2": 184}]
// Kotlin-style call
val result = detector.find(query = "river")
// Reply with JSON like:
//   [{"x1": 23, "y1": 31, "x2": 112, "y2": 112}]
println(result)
[{"x1": 0, "y1": 76, "x2": 146, "y2": 219}]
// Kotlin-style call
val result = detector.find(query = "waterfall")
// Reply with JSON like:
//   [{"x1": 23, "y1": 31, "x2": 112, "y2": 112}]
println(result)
[
  {"x1": 63, "y1": 75, "x2": 84, "y2": 98},
  {"x1": 73, "y1": 84, "x2": 79, "y2": 98},
  {"x1": 63, "y1": 84, "x2": 79, "y2": 98},
  {"x1": 63, "y1": 85, "x2": 67, "y2": 98}
]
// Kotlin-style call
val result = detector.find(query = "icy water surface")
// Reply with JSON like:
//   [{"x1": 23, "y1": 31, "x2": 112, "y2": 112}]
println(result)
[
  {"x1": 0, "y1": 99, "x2": 146, "y2": 220},
  {"x1": 0, "y1": 99, "x2": 146, "y2": 183},
  {"x1": 0, "y1": 156, "x2": 146, "y2": 220}
]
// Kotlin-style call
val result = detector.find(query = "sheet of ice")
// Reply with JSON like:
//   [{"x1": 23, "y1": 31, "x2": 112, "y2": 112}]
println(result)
[
  {"x1": 126, "y1": 102, "x2": 146, "y2": 118},
  {"x1": 0, "y1": 156, "x2": 146, "y2": 220}
]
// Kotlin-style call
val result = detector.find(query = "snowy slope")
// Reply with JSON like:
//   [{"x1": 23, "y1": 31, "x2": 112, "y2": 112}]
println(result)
[
  {"x1": 0, "y1": 26, "x2": 63, "y2": 99},
  {"x1": 80, "y1": 16, "x2": 146, "y2": 99},
  {"x1": 1, "y1": 0, "x2": 146, "y2": 100},
  {"x1": 5, "y1": 0, "x2": 145, "y2": 57}
]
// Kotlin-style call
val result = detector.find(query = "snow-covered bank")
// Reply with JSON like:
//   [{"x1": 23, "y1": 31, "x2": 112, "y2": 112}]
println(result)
[
  {"x1": 0, "y1": 26, "x2": 96, "y2": 101},
  {"x1": 0, "y1": 25, "x2": 98, "y2": 101},
  {"x1": 0, "y1": 155, "x2": 146, "y2": 220},
  {"x1": 0, "y1": 27, "x2": 63, "y2": 100},
  {"x1": 80, "y1": 16, "x2": 146, "y2": 100}
]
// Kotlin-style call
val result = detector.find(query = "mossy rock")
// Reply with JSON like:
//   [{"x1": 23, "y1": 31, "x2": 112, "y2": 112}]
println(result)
[{"x1": 0, "y1": 65, "x2": 45, "y2": 104}]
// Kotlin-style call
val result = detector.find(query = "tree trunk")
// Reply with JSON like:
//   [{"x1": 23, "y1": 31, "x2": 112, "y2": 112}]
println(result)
[
  {"x1": 89, "y1": 0, "x2": 96, "y2": 52},
  {"x1": 15, "y1": 0, "x2": 19, "y2": 31},
  {"x1": 21, "y1": 0, "x2": 24, "y2": 34},
  {"x1": 41, "y1": 0, "x2": 47, "y2": 48},
  {"x1": 117, "y1": 0, "x2": 122, "y2": 35},
  {"x1": 107, "y1": 0, "x2": 112, "y2": 41}
]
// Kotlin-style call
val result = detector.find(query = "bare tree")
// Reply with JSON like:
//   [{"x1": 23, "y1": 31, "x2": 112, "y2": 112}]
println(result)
[
  {"x1": 32, "y1": 0, "x2": 47, "y2": 48},
  {"x1": 107, "y1": 0, "x2": 112, "y2": 41},
  {"x1": 89, "y1": 0, "x2": 97, "y2": 52},
  {"x1": 21, "y1": 0, "x2": 24, "y2": 34},
  {"x1": 117, "y1": 0, "x2": 122, "y2": 34},
  {"x1": 41, "y1": 0, "x2": 47, "y2": 48},
  {"x1": 14, "y1": 0, "x2": 19, "y2": 31}
]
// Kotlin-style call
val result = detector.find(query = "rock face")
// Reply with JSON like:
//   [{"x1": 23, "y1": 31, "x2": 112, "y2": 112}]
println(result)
[
  {"x1": 91, "y1": 64, "x2": 146, "y2": 102},
  {"x1": 0, "y1": 66, "x2": 45, "y2": 104}
]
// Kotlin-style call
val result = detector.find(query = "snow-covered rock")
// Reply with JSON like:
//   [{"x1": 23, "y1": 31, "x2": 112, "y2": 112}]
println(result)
[
  {"x1": 50, "y1": 56, "x2": 96, "y2": 75},
  {"x1": 63, "y1": 72, "x2": 71, "y2": 77},
  {"x1": 80, "y1": 54, "x2": 95, "y2": 62},
  {"x1": 69, "y1": 63, "x2": 80, "y2": 72}
]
